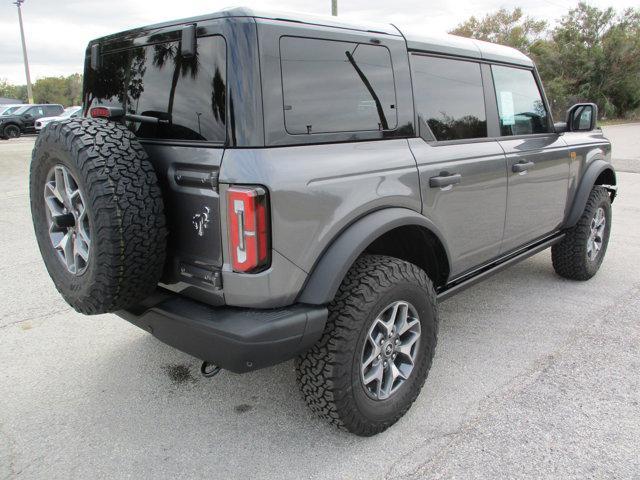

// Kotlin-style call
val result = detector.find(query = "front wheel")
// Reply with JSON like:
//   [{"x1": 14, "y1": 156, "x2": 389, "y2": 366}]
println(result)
[
  {"x1": 552, "y1": 186, "x2": 612, "y2": 280},
  {"x1": 3, "y1": 124, "x2": 21, "y2": 139},
  {"x1": 296, "y1": 255, "x2": 438, "y2": 436}
]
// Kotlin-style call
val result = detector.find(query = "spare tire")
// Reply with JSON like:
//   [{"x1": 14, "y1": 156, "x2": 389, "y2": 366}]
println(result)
[{"x1": 30, "y1": 118, "x2": 166, "y2": 314}]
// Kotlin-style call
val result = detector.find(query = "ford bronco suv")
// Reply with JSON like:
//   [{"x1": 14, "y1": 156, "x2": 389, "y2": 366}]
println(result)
[{"x1": 30, "y1": 8, "x2": 616, "y2": 436}]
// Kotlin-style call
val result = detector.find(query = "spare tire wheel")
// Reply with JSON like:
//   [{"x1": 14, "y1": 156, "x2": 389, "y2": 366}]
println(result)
[{"x1": 29, "y1": 118, "x2": 167, "y2": 314}]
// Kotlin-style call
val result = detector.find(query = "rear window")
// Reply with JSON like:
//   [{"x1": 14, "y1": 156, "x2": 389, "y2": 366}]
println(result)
[
  {"x1": 86, "y1": 35, "x2": 226, "y2": 143},
  {"x1": 410, "y1": 55, "x2": 487, "y2": 142},
  {"x1": 280, "y1": 36, "x2": 397, "y2": 135}
]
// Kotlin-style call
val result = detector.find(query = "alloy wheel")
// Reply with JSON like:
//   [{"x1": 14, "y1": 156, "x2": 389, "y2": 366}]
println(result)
[
  {"x1": 587, "y1": 207, "x2": 606, "y2": 261},
  {"x1": 43, "y1": 165, "x2": 91, "y2": 275},
  {"x1": 360, "y1": 301, "x2": 421, "y2": 400}
]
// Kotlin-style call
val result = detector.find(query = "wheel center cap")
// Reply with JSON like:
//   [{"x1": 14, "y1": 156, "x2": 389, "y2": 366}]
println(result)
[{"x1": 383, "y1": 342, "x2": 394, "y2": 357}]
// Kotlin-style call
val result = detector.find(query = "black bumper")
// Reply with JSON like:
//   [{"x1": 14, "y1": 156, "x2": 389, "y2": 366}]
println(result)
[{"x1": 116, "y1": 292, "x2": 328, "y2": 373}]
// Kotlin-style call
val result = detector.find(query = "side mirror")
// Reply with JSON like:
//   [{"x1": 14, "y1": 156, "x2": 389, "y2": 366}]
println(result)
[
  {"x1": 22, "y1": 113, "x2": 32, "y2": 119},
  {"x1": 554, "y1": 122, "x2": 568, "y2": 134},
  {"x1": 566, "y1": 103, "x2": 598, "y2": 132}
]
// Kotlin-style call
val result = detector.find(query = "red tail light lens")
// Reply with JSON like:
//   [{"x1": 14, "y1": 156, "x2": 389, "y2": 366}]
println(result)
[
  {"x1": 90, "y1": 107, "x2": 110, "y2": 118},
  {"x1": 227, "y1": 186, "x2": 270, "y2": 273}
]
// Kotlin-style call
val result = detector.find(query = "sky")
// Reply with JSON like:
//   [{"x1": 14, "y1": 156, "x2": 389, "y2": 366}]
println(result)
[{"x1": 1, "y1": 0, "x2": 638, "y2": 85}]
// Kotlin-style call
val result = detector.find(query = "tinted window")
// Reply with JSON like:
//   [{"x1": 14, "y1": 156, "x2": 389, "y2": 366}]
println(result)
[
  {"x1": 27, "y1": 106, "x2": 45, "y2": 117},
  {"x1": 280, "y1": 37, "x2": 397, "y2": 134},
  {"x1": 492, "y1": 65, "x2": 549, "y2": 136},
  {"x1": 410, "y1": 55, "x2": 487, "y2": 141},
  {"x1": 86, "y1": 35, "x2": 226, "y2": 142},
  {"x1": 45, "y1": 105, "x2": 62, "y2": 116}
]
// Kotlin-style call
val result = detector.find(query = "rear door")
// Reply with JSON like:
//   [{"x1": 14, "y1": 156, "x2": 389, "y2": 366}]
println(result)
[
  {"x1": 491, "y1": 65, "x2": 570, "y2": 253},
  {"x1": 85, "y1": 31, "x2": 229, "y2": 295},
  {"x1": 408, "y1": 54, "x2": 507, "y2": 277}
]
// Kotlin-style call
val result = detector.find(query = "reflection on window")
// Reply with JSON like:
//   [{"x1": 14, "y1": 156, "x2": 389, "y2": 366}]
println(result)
[
  {"x1": 411, "y1": 55, "x2": 487, "y2": 141},
  {"x1": 492, "y1": 65, "x2": 549, "y2": 136},
  {"x1": 85, "y1": 35, "x2": 226, "y2": 142},
  {"x1": 280, "y1": 37, "x2": 397, "y2": 134}
]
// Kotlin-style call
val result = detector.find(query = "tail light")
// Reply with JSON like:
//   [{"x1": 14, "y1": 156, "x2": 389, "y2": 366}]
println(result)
[
  {"x1": 227, "y1": 186, "x2": 270, "y2": 273},
  {"x1": 89, "y1": 107, "x2": 110, "y2": 118}
]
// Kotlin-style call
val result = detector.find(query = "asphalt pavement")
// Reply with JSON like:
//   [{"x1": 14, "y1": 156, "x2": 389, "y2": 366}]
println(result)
[{"x1": 1, "y1": 125, "x2": 639, "y2": 479}]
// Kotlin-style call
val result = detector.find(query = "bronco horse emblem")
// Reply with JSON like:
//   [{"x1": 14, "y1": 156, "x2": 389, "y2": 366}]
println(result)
[{"x1": 192, "y1": 206, "x2": 210, "y2": 237}]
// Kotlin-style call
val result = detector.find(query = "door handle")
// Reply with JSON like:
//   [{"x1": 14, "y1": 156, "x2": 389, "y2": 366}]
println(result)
[
  {"x1": 429, "y1": 173, "x2": 462, "y2": 188},
  {"x1": 512, "y1": 161, "x2": 535, "y2": 173}
]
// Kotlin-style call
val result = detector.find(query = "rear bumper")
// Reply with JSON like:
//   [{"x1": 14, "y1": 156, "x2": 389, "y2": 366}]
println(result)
[{"x1": 116, "y1": 291, "x2": 327, "y2": 373}]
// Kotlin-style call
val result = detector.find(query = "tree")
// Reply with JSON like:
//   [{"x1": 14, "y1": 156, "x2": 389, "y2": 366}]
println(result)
[
  {"x1": 30, "y1": 74, "x2": 85, "y2": 106},
  {"x1": 33, "y1": 76, "x2": 69, "y2": 105},
  {"x1": 0, "y1": 79, "x2": 27, "y2": 102},
  {"x1": 450, "y1": 7, "x2": 546, "y2": 53},
  {"x1": 451, "y1": 3, "x2": 640, "y2": 119}
]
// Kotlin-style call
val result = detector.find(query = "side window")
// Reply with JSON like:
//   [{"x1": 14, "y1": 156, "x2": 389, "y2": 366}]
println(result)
[
  {"x1": 27, "y1": 106, "x2": 44, "y2": 117},
  {"x1": 280, "y1": 36, "x2": 398, "y2": 134},
  {"x1": 410, "y1": 55, "x2": 487, "y2": 141},
  {"x1": 45, "y1": 106, "x2": 62, "y2": 116},
  {"x1": 491, "y1": 65, "x2": 549, "y2": 136}
]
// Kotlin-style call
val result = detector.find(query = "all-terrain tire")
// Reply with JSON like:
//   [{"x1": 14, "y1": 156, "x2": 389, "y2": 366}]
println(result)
[
  {"x1": 296, "y1": 255, "x2": 438, "y2": 436},
  {"x1": 30, "y1": 118, "x2": 166, "y2": 314},
  {"x1": 552, "y1": 186, "x2": 611, "y2": 280}
]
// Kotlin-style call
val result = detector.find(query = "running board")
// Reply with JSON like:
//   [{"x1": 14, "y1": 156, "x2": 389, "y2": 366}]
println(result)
[{"x1": 437, "y1": 233, "x2": 565, "y2": 301}]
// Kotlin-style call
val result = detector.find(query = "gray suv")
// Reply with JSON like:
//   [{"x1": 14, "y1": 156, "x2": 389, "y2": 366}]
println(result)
[{"x1": 29, "y1": 8, "x2": 616, "y2": 436}]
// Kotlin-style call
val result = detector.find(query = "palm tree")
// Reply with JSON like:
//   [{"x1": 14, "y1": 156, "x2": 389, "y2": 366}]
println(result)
[{"x1": 151, "y1": 37, "x2": 199, "y2": 120}]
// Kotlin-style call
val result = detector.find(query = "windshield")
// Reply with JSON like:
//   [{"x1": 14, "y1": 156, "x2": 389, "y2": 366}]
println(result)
[
  {"x1": 61, "y1": 107, "x2": 81, "y2": 118},
  {"x1": 1, "y1": 106, "x2": 23, "y2": 116},
  {"x1": 10, "y1": 106, "x2": 31, "y2": 115}
]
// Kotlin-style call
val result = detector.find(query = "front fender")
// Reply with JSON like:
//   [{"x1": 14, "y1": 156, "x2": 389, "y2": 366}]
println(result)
[
  {"x1": 297, "y1": 208, "x2": 451, "y2": 305},
  {"x1": 565, "y1": 159, "x2": 616, "y2": 228}
]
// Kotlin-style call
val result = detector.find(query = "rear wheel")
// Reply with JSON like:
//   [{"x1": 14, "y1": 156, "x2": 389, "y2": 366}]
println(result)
[
  {"x1": 296, "y1": 255, "x2": 438, "y2": 436},
  {"x1": 552, "y1": 186, "x2": 612, "y2": 280},
  {"x1": 3, "y1": 124, "x2": 21, "y2": 139},
  {"x1": 30, "y1": 119, "x2": 167, "y2": 314}
]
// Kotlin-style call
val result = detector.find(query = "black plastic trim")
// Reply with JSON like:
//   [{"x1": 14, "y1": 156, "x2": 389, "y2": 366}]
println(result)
[
  {"x1": 297, "y1": 207, "x2": 452, "y2": 305},
  {"x1": 438, "y1": 232, "x2": 565, "y2": 300},
  {"x1": 565, "y1": 160, "x2": 616, "y2": 227},
  {"x1": 117, "y1": 293, "x2": 327, "y2": 373}
]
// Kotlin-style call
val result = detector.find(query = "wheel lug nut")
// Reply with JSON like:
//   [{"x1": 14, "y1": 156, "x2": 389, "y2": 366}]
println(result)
[{"x1": 383, "y1": 361, "x2": 388, "y2": 368}]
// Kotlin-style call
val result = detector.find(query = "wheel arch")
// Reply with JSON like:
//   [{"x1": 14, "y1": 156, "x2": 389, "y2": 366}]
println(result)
[
  {"x1": 1, "y1": 121, "x2": 22, "y2": 133},
  {"x1": 565, "y1": 160, "x2": 616, "y2": 228},
  {"x1": 297, "y1": 208, "x2": 451, "y2": 305}
]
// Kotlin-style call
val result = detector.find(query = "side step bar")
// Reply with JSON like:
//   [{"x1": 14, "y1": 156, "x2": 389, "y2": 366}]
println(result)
[{"x1": 437, "y1": 233, "x2": 565, "y2": 301}]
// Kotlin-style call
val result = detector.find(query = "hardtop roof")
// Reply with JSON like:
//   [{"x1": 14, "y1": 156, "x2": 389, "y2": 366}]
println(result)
[{"x1": 94, "y1": 6, "x2": 533, "y2": 68}]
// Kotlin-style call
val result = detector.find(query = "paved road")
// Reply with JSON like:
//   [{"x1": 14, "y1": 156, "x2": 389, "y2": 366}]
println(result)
[{"x1": 1, "y1": 125, "x2": 639, "y2": 479}]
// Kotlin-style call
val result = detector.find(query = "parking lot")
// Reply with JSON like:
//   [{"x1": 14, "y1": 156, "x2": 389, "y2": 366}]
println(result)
[{"x1": 1, "y1": 125, "x2": 639, "y2": 479}]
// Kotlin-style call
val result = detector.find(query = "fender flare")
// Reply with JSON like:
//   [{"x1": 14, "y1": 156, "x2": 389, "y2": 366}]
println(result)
[
  {"x1": 565, "y1": 160, "x2": 616, "y2": 228},
  {"x1": 297, "y1": 208, "x2": 451, "y2": 305}
]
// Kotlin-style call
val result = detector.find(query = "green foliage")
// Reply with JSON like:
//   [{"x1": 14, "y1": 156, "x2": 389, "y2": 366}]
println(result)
[
  {"x1": 450, "y1": 7, "x2": 547, "y2": 54},
  {"x1": 33, "y1": 74, "x2": 83, "y2": 106},
  {"x1": 451, "y1": 3, "x2": 640, "y2": 119},
  {"x1": 2, "y1": 74, "x2": 83, "y2": 106},
  {"x1": 0, "y1": 79, "x2": 28, "y2": 102}
]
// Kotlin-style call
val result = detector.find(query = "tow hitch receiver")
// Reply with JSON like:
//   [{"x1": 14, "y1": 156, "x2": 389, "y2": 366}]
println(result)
[{"x1": 201, "y1": 361, "x2": 222, "y2": 378}]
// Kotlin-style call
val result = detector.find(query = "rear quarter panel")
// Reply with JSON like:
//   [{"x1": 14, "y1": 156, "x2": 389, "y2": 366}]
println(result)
[{"x1": 219, "y1": 140, "x2": 421, "y2": 307}]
